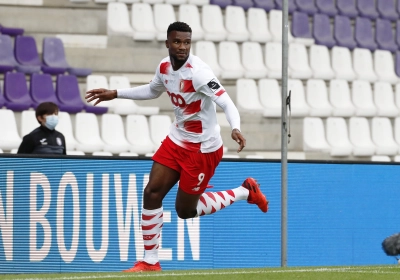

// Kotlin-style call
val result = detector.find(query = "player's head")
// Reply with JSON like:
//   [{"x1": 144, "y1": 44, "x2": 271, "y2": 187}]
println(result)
[
  {"x1": 166, "y1": 22, "x2": 192, "y2": 63},
  {"x1": 35, "y1": 102, "x2": 59, "y2": 129}
]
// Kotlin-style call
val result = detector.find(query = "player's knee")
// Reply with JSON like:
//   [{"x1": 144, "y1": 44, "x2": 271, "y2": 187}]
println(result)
[
  {"x1": 143, "y1": 186, "x2": 162, "y2": 202},
  {"x1": 175, "y1": 207, "x2": 197, "y2": 219}
]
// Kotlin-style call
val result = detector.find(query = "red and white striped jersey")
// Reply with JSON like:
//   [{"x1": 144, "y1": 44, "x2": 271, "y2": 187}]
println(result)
[{"x1": 150, "y1": 54, "x2": 226, "y2": 153}]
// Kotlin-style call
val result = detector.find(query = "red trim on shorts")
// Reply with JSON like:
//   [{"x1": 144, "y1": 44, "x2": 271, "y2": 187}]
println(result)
[{"x1": 184, "y1": 120, "x2": 202, "y2": 133}]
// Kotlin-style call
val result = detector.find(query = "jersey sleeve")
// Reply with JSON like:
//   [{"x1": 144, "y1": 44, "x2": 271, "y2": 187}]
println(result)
[
  {"x1": 192, "y1": 66, "x2": 226, "y2": 98},
  {"x1": 17, "y1": 135, "x2": 35, "y2": 154},
  {"x1": 149, "y1": 61, "x2": 167, "y2": 93}
]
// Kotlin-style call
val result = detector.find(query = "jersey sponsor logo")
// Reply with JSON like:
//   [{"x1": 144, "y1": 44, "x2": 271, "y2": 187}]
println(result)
[
  {"x1": 40, "y1": 138, "x2": 48, "y2": 145},
  {"x1": 56, "y1": 137, "x2": 62, "y2": 146},
  {"x1": 207, "y1": 79, "x2": 221, "y2": 92},
  {"x1": 167, "y1": 91, "x2": 186, "y2": 108},
  {"x1": 192, "y1": 187, "x2": 200, "y2": 192}
]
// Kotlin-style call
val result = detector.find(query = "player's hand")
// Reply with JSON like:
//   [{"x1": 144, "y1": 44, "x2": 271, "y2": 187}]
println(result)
[
  {"x1": 85, "y1": 88, "x2": 117, "y2": 106},
  {"x1": 231, "y1": 128, "x2": 246, "y2": 153}
]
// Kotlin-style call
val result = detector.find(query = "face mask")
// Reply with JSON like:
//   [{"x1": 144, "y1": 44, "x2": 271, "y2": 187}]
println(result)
[{"x1": 45, "y1": 114, "x2": 59, "y2": 130}]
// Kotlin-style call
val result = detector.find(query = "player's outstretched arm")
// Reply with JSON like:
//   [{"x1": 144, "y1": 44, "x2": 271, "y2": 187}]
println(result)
[
  {"x1": 231, "y1": 128, "x2": 246, "y2": 153},
  {"x1": 85, "y1": 88, "x2": 117, "y2": 106}
]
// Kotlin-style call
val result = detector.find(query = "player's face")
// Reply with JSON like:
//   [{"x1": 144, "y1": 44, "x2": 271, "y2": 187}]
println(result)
[{"x1": 166, "y1": 31, "x2": 191, "y2": 63}]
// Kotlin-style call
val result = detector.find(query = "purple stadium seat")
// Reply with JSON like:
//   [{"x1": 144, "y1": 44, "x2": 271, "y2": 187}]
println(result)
[
  {"x1": 292, "y1": 12, "x2": 313, "y2": 40},
  {"x1": 336, "y1": 0, "x2": 358, "y2": 18},
  {"x1": 376, "y1": 18, "x2": 397, "y2": 52},
  {"x1": 210, "y1": 0, "x2": 232, "y2": 9},
  {"x1": 56, "y1": 75, "x2": 107, "y2": 115},
  {"x1": 274, "y1": 0, "x2": 297, "y2": 13},
  {"x1": 42, "y1": 37, "x2": 92, "y2": 77},
  {"x1": 377, "y1": 0, "x2": 398, "y2": 21},
  {"x1": 0, "y1": 86, "x2": 5, "y2": 109},
  {"x1": 0, "y1": 24, "x2": 24, "y2": 37},
  {"x1": 313, "y1": 13, "x2": 336, "y2": 48},
  {"x1": 232, "y1": 0, "x2": 254, "y2": 10},
  {"x1": 14, "y1": 35, "x2": 65, "y2": 75},
  {"x1": 253, "y1": 0, "x2": 275, "y2": 11},
  {"x1": 315, "y1": 0, "x2": 337, "y2": 16},
  {"x1": 354, "y1": 16, "x2": 377, "y2": 51},
  {"x1": 0, "y1": 34, "x2": 16, "y2": 73},
  {"x1": 396, "y1": 51, "x2": 400, "y2": 77},
  {"x1": 396, "y1": 21, "x2": 400, "y2": 50},
  {"x1": 356, "y1": 0, "x2": 378, "y2": 20},
  {"x1": 333, "y1": 15, "x2": 357, "y2": 50},
  {"x1": 295, "y1": 0, "x2": 317, "y2": 15},
  {"x1": 3, "y1": 72, "x2": 33, "y2": 111}
]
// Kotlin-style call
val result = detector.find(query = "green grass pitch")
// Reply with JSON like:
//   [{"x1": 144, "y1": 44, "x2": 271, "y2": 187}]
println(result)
[{"x1": 1, "y1": 266, "x2": 400, "y2": 280}]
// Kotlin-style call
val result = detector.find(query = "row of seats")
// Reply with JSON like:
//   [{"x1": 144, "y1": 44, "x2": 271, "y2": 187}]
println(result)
[
  {"x1": 76, "y1": 0, "x2": 400, "y2": 21},
  {"x1": 0, "y1": 72, "x2": 107, "y2": 114},
  {"x1": 303, "y1": 116, "x2": 400, "y2": 157},
  {"x1": 0, "y1": 110, "x2": 169, "y2": 154},
  {"x1": 194, "y1": 41, "x2": 399, "y2": 82},
  {"x1": 107, "y1": 1, "x2": 400, "y2": 54},
  {"x1": 237, "y1": 78, "x2": 400, "y2": 118},
  {"x1": 0, "y1": 34, "x2": 91, "y2": 76}
]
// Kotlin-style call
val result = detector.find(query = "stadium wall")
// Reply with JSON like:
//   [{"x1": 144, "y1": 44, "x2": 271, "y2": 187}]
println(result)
[{"x1": 0, "y1": 155, "x2": 398, "y2": 273}]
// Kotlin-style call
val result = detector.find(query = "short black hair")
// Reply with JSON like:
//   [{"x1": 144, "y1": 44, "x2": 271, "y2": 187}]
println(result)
[
  {"x1": 36, "y1": 102, "x2": 59, "y2": 123},
  {"x1": 167, "y1": 22, "x2": 192, "y2": 37}
]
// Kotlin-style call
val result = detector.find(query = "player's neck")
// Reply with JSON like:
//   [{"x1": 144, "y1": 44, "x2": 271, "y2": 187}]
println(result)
[{"x1": 170, "y1": 57, "x2": 188, "y2": 71}]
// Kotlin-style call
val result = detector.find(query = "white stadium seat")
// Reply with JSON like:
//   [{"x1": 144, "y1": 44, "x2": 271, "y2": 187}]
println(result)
[
  {"x1": 289, "y1": 43, "x2": 313, "y2": 79},
  {"x1": 370, "y1": 155, "x2": 391, "y2": 162},
  {"x1": 95, "y1": 0, "x2": 115, "y2": 3},
  {"x1": 179, "y1": 4, "x2": 204, "y2": 41},
  {"x1": 349, "y1": 117, "x2": 375, "y2": 156},
  {"x1": 269, "y1": 9, "x2": 293, "y2": 43},
  {"x1": 309, "y1": 45, "x2": 335, "y2": 80},
  {"x1": 287, "y1": 79, "x2": 310, "y2": 117},
  {"x1": 57, "y1": 112, "x2": 78, "y2": 151},
  {"x1": 241, "y1": 42, "x2": 268, "y2": 79},
  {"x1": 329, "y1": 79, "x2": 356, "y2": 117},
  {"x1": 236, "y1": 79, "x2": 264, "y2": 113},
  {"x1": 0, "y1": 148, "x2": 3, "y2": 153},
  {"x1": 109, "y1": 76, "x2": 159, "y2": 115},
  {"x1": 154, "y1": 4, "x2": 176, "y2": 41},
  {"x1": 303, "y1": 117, "x2": 331, "y2": 153},
  {"x1": 118, "y1": 0, "x2": 140, "y2": 3},
  {"x1": 188, "y1": 0, "x2": 208, "y2": 4},
  {"x1": 166, "y1": 0, "x2": 186, "y2": 5},
  {"x1": 374, "y1": 50, "x2": 399, "y2": 85},
  {"x1": 92, "y1": 151, "x2": 113, "y2": 156},
  {"x1": 265, "y1": 42, "x2": 286, "y2": 79},
  {"x1": 351, "y1": 80, "x2": 377, "y2": 117},
  {"x1": 371, "y1": 117, "x2": 398, "y2": 156},
  {"x1": 373, "y1": 82, "x2": 399, "y2": 117},
  {"x1": 305, "y1": 79, "x2": 332, "y2": 117},
  {"x1": 126, "y1": 114, "x2": 155, "y2": 155},
  {"x1": 326, "y1": 117, "x2": 353, "y2": 157},
  {"x1": 225, "y1": 6, "x2": 249, "y2": 42},
  {"x1": 195, "y1": 41, "x2": 221, "y2": 77},
  {"x1": 258, "y1": 78, "x2": 281, "y2": 117},
  {"x1": 101, "y1": 114, "x2": 131, "y2": 154},
  {"x1": 149, "y1": 115, "x2": 172, "y2": 150},
  {"x1": 202, "y1": 5, "x2": 227, "y2": 42},
  {"x1": 247, "y1": 7, "x2": 272, "y2": 43},
  {"x1": 394, "y1": 117, "x2": 400, "y2": 146},
  {"x1": 218, "y1": 41, "x2": 244, "y2": 79},
  {"x1": 131, "y1": 3, "x2": 157, "y2": 41},
  {"x1": 21, "y1": 110, "x2": 38, "y2": 137},
  {"x1": 107, "y1": 2, "x2": 134, "y2": 36},
  {"x1": 0, "y1": 110, "x2": 22, "y2": 151},
  {"x1": 119, "y1": 152, "x2": 139, "y2": 156},
  {"x1": 67, "y1": 150, "x2": 85, "y2": 156},
  {"x1": 395, "y1": 83, "x2": 400, "y2": 111},
  {"x1": 75, "y1": 113, "x2": 105, "y2": 153},
  {"x1": 331, "y1": 46, "x2": 356, "y2": 81},
  {"x1": 352, "y1": 48, "x2": 377, "y2": 83},
  {"x1": 142, "y1": 0, "x2": 163, "y2": 5}
]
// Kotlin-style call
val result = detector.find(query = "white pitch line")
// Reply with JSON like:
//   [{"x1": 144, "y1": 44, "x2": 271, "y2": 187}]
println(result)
[{"x1": 7, "y1": 267, "x2": 399, "y2": 280}]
